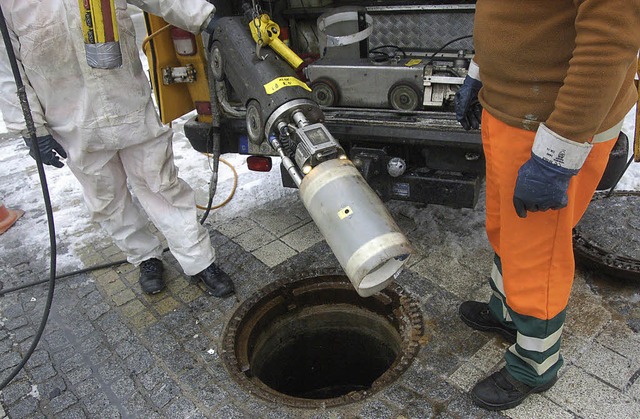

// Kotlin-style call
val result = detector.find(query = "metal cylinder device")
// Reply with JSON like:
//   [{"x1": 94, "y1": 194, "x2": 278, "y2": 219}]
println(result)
[
  {"x1": 299, "y1": 159, "x2": 414, "y2": 297},
  {"x1": 78, "y1": 0, "x2": 122, "y2": 69}
]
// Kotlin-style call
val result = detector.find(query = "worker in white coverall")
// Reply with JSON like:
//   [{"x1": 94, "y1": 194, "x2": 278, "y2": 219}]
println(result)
[{"x1": 0, "y1": 0, "x2": 234, "y2": 297}]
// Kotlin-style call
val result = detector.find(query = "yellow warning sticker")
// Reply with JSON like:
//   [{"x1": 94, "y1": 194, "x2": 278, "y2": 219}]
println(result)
[
  {"x1": 264, "y1": 77, "x2": 312, "y2": 95},
  {"x1": 338, "y1": 206, "x2": 354, "y2": 220},
  {"x1": 405, "y1": 59, "x2": 423, "y2": 67}
]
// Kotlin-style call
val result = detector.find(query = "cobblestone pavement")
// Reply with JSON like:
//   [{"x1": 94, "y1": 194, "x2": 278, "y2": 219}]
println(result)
[{"x1": 2, "y1": 158, "x2": 640, "y2": 418}]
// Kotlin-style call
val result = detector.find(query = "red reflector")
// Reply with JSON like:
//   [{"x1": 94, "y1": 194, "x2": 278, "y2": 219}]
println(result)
[
  {"x1": 170, "y1": 27, "x2": 196, "y2": 56},
  {"x1": 247, "y1": 156, "x2": 273, "y2": 172},
  {"x1": 195, "y1": 101, "x2": 211, "y2": 115}
]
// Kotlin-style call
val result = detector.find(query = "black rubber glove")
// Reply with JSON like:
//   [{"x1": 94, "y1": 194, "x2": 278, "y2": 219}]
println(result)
[
  {"x1": 454, "y1": 75, "x2": 483, "y2": 130},
  {"x1": 24, "y1": 134, "x2": 67, "y2": 168}
]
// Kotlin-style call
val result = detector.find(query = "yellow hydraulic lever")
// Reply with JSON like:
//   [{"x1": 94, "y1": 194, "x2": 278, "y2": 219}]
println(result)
[{"x1": 250, "y1": 14, "x2": 304, "y2": 70}]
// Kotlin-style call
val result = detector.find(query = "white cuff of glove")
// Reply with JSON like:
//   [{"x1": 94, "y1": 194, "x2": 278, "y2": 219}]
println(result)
[
  {"x1": 467, "y1": 59, "x2": 481, "y2": 82},
  {"x1": 532, "y1": 124, "x2": 592, "y2": 171}
]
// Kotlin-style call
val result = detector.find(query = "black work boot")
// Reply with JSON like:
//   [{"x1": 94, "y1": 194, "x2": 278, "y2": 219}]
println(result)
[
  {"x1": 459, "y1": 301, "x2": 516, "y2": 343},
  {"x1": 139, "y1": 258, "x2": 165, "y2": 294},
  {"x1": 472, "y1": 367, "x2": 558, "y2": 410},
  {"x1": 190, "y1": 262, "x2": 235, "y2": 298}
]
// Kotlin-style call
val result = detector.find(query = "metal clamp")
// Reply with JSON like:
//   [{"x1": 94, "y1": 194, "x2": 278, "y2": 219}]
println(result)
[{"x1": 317, "y1": 6, "x2": 373, "y2": 48}]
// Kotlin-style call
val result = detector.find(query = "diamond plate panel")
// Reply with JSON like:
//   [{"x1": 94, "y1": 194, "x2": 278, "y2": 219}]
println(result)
[{"x1": 368, "y1": 11, "x2": 475, "y2": 53}]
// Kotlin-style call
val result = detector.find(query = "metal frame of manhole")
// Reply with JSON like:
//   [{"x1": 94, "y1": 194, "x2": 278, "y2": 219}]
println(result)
[
  {"x1": 220, "y1": 267, "x2": 424, "y2": 408},
  {"x1": 573, "y1": 190, "x2": 640, "y2": 281}
]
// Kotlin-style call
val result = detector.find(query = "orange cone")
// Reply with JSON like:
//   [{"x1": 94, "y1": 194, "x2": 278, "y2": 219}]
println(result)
[{"x1": 0, "y1": 203, "x2": 24, "y2": 235}]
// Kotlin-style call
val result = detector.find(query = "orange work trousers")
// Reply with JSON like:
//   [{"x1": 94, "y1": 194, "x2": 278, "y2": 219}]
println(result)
[{"x1": 482, "y1": 111, "x2": 617, "y2": 320}]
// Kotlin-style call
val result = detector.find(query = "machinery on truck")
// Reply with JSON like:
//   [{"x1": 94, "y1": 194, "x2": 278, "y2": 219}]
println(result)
[
  {"x1": 142, "y1": 0, "x2": 639, "y2": 284},
  {"x1": 143, "y1": 0, "x2": 483, "y2": 210}
]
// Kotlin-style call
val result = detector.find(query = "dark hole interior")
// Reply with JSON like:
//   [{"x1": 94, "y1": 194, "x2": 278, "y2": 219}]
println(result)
[{"x1": 249, "y1": 306, "x2": 401, "y2": 399}]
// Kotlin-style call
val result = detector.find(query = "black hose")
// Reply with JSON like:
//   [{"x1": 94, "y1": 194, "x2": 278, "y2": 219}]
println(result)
[
  {"x1": 424, "y1": 34, "x2": 473, "y2": 65},
  {"x1": 0, "y1": 4, "x2": 57, "y2": 391}
]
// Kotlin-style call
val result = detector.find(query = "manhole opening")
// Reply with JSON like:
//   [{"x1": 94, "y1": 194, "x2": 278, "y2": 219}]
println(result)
[{"x1": 222, "y1": 272, "x2": 424, "y2": 408}]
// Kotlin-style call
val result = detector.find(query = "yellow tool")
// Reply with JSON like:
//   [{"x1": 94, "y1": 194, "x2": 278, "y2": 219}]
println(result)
[
  {"x1": 78, "y1": 0, "x2": 122, "y2": 69},
  {"x1": 250, "y1": 14, "x2": 304, "y2": 70}
]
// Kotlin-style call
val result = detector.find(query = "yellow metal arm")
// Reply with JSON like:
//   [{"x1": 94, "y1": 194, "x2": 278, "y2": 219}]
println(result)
[{"x1": 250, "y1": 14, "x2": 304, "y2": 70}]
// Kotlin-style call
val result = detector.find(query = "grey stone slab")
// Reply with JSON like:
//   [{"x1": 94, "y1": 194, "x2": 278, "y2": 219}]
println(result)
[
  {"x1": 251, "y1": 240, "x2": 297, "y2": 268},
  {"x1": 504, "y1": 395, "x2": 573, "y2": 419},
  {"x1": 233, "y1": 226, "x2": 278, "y2": 253},
  {"x1": 280, "y1": 222, "x2": 323, "y2": 252},
  {"x1": 575, "y1": 342, "x2": 638, "y2": 390},
  {"x1": 49, "y1": 391, "x2": 79, "y2": 414},
  {"x1": 546, "y1": 366, "x2": 640, "y2": 419},
  {"x1": 215, "y1": 217, "x2": 258, "y2": 239},
  {"x1": 7, "y1": 395, "x2": 38, "y2": 418}
]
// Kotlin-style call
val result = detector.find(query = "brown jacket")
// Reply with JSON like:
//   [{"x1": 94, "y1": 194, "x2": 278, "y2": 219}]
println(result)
[{"x1": 474, "y1": 0, "x2": 640, "y2": 143}]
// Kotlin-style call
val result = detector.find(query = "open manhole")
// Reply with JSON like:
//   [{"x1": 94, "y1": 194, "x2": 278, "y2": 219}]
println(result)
[{"x1": 221, "y1": 270, "x2": 424, "y2": 408}]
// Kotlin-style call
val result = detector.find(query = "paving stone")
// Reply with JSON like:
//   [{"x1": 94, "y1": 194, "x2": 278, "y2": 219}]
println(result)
[
  {"x1": 546, "y1": 366, "x2": 640, "y2": 418},
  {"x1": 251, "y1": 240, "x2": 297, "y2": 268},
  {"x1": 55, "y1": 405, "x2": 88, "y2": 419},
  {"x1": 111, "y1": 289, "x2": 136, "y2": 307},
  {"x1": 404, "y1": 398, "x2": 435, "y2": 418},
  {"x1": 73, "y1": 377, "x2": 101, "y2": 399},
  {"x1": 149, "y1": 381, "x2": 179, "y2": 408},
  {"x1": 49, "y1": 391, "x2": 78, "y2": 414},
  {"x1": 7, "y1": 395, "x2": 38, "y2": 418},
  {"x1": 280, "y1": 222, "x2": 323, "y2": 252},
  {"x1": 233, "y1": 226, "x2": 277, "y2": 252},
  {"x1": 65, "y1": 366, "x2": 94, "y2": 385},
  {"x1": 29, "y1": 363, "x2": 58, "y2": 381},
  {"x1": 505, "y1": 395, "x2": 574, "y2": 419},
  {"x1": 85, "y1": 302, "x2": 111, "y2": 321},
  {"x1": 0, "y1": 380, "x2": 31, "y2": 405},
  {"x1": 125, "y1": 348, "x2": 154, "y2": 375},
  {"x1": 41, "y1": 376, "x2": 68, "y2": 401},
  {"x1": 213, "y1": 403, "x2": 250, "y2": 419},
  {"x1": 215, "y1": 217, "x2": 258, "y2": 239},
  {"x1": 3, "y1": 315, "x2": 28, "y2": 331},
  {"x1": 140, "y1": 366, "x2": 171, "y2": 392},
  {"x1": 359, "y1": 399, "x2": 395, "y2": 419},
  {"x1": 110, "y1": 377, "x2": 136, "y2": 400},
  {"x1": 82, "y1": 391, "x2": 112, "y2": 418},
  {"x1": 164, "y1": 397, "x2": 198, "y2": 418},
  {"x1": 98, "y1": 360, "x2": 126, "y2": 383},
  {"x1": 575, "y1": 341, "x2": 638, "y2": 390}
]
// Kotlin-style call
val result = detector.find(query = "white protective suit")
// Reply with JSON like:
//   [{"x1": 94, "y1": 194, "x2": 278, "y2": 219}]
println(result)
[{"x1": 0, "y1": 0, "x2": 218, "y2": 275}]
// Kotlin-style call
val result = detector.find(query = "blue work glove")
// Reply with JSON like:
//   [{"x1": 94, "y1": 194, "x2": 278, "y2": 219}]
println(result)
[
  {"x1": 24, "y1": 134, "x2": 67, "y2": 168},
  {"x1": 455, "y1": 61, "x2": 483, "y2": 130},
  {"x1": 513, "y1": 124, "x2": 592, "y2": 218}
]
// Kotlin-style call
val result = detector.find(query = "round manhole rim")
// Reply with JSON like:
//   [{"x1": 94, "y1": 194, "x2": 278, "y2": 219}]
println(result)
[{"x1": 220, "y1": 268, "x2": 424, "y2": 408}]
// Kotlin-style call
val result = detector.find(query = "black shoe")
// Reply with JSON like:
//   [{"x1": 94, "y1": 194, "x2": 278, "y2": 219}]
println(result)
[
  {"x1": 459, "y1": 301, "x2": 517, "y2": 343},
  {"x1": 139, "y1": 258, "x2": 165, "y2": 294},
  {"x1": 471, "y1": 367, "x2": 558, "y2": 410},
  {"x1": 190, "y1": 262, "x2": 235, "y2": 298}
]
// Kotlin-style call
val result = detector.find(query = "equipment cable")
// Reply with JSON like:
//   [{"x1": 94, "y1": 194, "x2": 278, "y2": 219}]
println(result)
[{"x1": 0, "y1": 4, "x2": 57, "y2": 391}]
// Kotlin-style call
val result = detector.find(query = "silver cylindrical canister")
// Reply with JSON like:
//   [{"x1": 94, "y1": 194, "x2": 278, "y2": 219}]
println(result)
[{"x1": 299, "y1": 158, "x2": 413, "y2": 297}]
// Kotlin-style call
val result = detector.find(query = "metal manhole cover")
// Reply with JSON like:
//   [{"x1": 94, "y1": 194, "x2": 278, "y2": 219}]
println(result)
[
  {"x1": 573, "y1": 190, "x2": 640, "y2": 280},
  {"x1": 221, "y1": 268, "x2": 424, "y2": 408}
]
